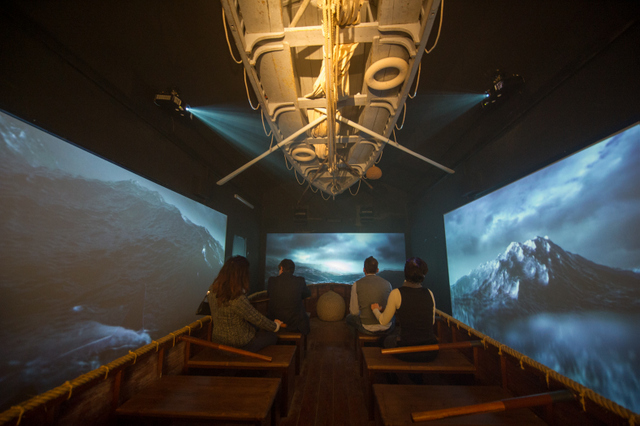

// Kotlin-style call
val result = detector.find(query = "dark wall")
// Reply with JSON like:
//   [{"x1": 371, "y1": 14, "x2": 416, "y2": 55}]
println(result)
[
  {"x1": 0, "y1": 8, "x2": 265, "y2": 289},
  {"x1": 410, "y1": 23, "x2": 640, "y2": 315}
]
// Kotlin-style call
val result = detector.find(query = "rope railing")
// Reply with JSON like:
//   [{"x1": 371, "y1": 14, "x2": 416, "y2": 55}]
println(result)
[
  {"x1": 435, "y1": 309, "x2": 639, "y2": 425},
  {"x1": 0, "y1": 317, "x2": 211, "y2": 426}
]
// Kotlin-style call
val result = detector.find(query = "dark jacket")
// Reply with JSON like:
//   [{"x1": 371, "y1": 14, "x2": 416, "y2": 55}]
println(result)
[{"x1": 267, "y1": 272, "x2": 311, "y2": 335}]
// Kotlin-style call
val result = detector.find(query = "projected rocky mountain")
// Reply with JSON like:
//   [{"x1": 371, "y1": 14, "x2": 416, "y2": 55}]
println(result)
[
  {"x1": 451, "y1": 236, "x2": 640, "y2": 411},
  {"x1": 452, "y1": 236, "x2": 640, "y2": 326}
]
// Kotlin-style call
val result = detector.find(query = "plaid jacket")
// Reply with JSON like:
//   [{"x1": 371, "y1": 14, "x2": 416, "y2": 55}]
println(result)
[{"x1": 208, "y1": 292, "x2": 277, "y2": 347}]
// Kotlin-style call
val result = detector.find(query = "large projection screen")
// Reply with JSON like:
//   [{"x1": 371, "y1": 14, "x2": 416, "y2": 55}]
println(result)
[
  {"x1": 0, "y1": 111, "x2": 227, "y2": 410},
  {"x1": 444, "y1": 123, "x2": 640, "y2": 412},
  {"x1": 265, "y1": 233, "x2": 406, "y2": 286}
]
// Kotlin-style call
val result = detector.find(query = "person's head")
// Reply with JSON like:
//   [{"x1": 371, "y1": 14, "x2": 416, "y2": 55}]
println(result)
[
  {"x1": 279, "y1": 258, "x2": 295, "y2": 274},
  {"x1": 364, "y1": 256, "x2": 379, "y2": 274},
  {"x1": 404, "y1": 257, "x2": 428, "y2": 284},
  {"x1": 211, "y1": 256, "x2": 250, "y2": 305}
]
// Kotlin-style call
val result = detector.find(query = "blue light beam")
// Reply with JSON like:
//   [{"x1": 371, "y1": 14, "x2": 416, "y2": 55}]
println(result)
[
  {"x1": 409, "y1": 92, "x2": 486, "y2": 140},
  {"x1": 189, "y1": 106, "x2": 288, "y2": 175}
]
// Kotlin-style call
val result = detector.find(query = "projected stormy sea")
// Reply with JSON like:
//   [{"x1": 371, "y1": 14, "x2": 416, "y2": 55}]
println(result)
[
  {"x1": 264, "y1": 261, "x2": 405, "y2": 287},
  {"x1": 451, "y1": 237, "x2": 640, "y2": 412},
  {"x1": 0, "y1": 144, "x2": 224, "y2": 410}
]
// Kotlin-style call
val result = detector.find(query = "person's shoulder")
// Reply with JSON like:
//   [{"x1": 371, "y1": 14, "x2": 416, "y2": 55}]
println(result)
[
  {"x1": 373, "y1": 274, "x2": 391, "y2": 285},
  {"x1": 233, "y1": 294, "x2": 251, "y2": 304}
]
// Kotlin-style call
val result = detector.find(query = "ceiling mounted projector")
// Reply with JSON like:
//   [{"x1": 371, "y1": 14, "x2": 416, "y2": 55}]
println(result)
[{"x1": 154, "y1": 90, "x2": 191, "y2": 119}]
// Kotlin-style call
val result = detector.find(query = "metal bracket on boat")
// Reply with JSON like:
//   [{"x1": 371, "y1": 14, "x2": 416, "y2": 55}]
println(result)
[
  {"x1": 244, "y1": 32, "x2": 285, "y2": 55},
  {"x1": 269, "y1": 102, "x2": 297, "y2": 121},
  {"x1": 369, "y1": 100, "x2": 398, "y2": 116},
  {"x1": 379, "y1": 36, "x2": 418, "y2": 58},
  {"x1": 250, "y1": 42, "x2": 285, "y2": 66},
  {"x1": 378, "y1": 22, "x2": 422, "y2": 44}
]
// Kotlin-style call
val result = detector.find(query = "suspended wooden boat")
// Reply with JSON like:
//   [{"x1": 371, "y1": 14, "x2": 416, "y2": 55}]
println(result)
[{"x1": 216, "y1": 0, "x2": 454, "y2": 197}]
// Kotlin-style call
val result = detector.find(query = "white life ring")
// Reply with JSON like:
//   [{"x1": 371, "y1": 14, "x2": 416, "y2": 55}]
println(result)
[
  {"x1": 364, "y1": 57, "x2": 409, "y2": 91},
  {"x1": 291, "y1": 146, "x2": 316, "y2": 162}
]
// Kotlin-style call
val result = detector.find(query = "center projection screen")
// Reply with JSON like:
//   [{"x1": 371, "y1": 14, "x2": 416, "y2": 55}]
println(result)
[
  {"x1": 265, "y1": 233, "x2": 406, "y2": 286},
  {"x1": 0, "y1": 111, "x2": 227, "y2": 411},
  {"x1": 444, "y1": 123, "x2": 640, "y2": 412}
]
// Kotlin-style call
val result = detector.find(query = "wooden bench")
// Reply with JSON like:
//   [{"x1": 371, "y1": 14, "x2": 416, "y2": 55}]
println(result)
[
  {"x1": 184, "y1": 344, "x2": 296, "y2": 417},
  {"x1": 116, "y1": 375, "x2": 281, "y2": 426},
  {"x1": 373, "y1": 384, "x2": 550, "y2": 425},
  {"x1": 354, "y1": 332, "x2": 385, "y2": 375},
  {"x1": 277, "y1": 330, "x2": 306, "y2": 375},
  {"x1": 362, "y1": 344, "x2": 479, "y2": 418}
]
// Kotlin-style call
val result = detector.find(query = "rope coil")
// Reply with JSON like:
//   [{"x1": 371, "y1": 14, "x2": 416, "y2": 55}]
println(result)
[{"x1": 128, "y1": 351, "x2": 137, "y2": 365}]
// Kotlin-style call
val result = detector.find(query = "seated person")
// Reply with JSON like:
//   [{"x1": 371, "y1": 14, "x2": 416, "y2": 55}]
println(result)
[
  {"x1": 208, "y1": 256, "x2": 284, "y2": 353},
  {"x1": 346, "y1": 256, "x2": 394, "y2": 335},
  {"x1": 267, "y1": 259, "x2": 311, "y2": 335},
  {"x1": 371, "y1": 257, "x2": 438, "y2": 362}
]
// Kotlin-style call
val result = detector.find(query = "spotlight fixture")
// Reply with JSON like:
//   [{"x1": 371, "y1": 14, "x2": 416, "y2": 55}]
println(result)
[
  {"x1": 482, "y1": 71, "x2": 525, "y2": 108},
  {"x1": 154, "y1": 89, "x2": 192, "y2": 119}
]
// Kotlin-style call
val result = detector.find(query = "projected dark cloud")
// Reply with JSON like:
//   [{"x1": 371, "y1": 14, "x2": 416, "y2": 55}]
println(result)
[
  {"x1": 266, "y1": 233, "x2": 406, "y2": 274},
  {"x1": 0, "y1": 113, "x2": 227, "y2": 244},
  {"x1": 445, "y1": 124, "x2": 640, "y2": 282}
]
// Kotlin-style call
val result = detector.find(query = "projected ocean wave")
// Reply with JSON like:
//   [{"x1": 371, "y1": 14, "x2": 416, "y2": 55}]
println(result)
[
  {"x1": 451, "y1": 237, "x2": 640, "y2": 412},
  {"x1": 0, "y1": 134, "x2": 225, "y2": 409}
]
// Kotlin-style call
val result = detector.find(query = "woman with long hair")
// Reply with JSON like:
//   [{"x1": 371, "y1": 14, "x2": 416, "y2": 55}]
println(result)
[{"x1": 208, "y1": 256, "x2": 284, "y2": 352}]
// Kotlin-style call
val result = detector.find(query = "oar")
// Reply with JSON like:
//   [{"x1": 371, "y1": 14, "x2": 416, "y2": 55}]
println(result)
[
  {"x1": 179, "y1": 335, "x2": 272, "y2": 362},
  {"x1": 411, "y1": 390, "x2": 575, "y2": 422},
  {"x1": 381, "y1": 340, "x2": 483, "y2": 355}
]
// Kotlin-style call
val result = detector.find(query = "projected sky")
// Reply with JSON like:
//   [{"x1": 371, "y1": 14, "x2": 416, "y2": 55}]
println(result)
[
  {"x1": 0, "y1": 112, "x2": 227, "y2": 243},
  {"x1": 266, "y1": 233, "x2": 406, "y2": 275},
  {"x1": 445, "y1": 124, "x2": 640, "y2": 283},
  {"x1": 0, "y1": 110, "x2": 227, "y2": 412}
]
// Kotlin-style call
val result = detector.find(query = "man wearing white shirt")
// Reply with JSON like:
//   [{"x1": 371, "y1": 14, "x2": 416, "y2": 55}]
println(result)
[{"x1": 346, "y1": 256, "x2": 394, "y2": 335}]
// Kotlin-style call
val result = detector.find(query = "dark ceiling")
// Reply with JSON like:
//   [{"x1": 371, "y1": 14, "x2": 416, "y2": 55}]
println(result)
[{"x1": 1, "y1": 0, "x2": 639, "y2": 212}]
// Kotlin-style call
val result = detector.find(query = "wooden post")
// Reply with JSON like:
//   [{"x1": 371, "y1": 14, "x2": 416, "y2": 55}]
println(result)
[
  {"x1": 179, "y1": 335, "x2": 273, "y2": 362},
  {"x1": 380, "y1": 340, "x2": 482, "y2": 355},
  {"x1": 411, "y1": 390, "x2": 575, "y2": 422}
]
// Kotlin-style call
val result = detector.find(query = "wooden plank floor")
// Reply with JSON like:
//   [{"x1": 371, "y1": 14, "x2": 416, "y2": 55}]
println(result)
[{"x1": 282, "y1": 318, "x2": 372, "y2": 426}]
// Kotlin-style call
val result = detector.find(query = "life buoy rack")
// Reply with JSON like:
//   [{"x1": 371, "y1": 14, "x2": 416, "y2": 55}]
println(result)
[{"x1": 364, "y1": 57, "x2": 409, "y2": 91}]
